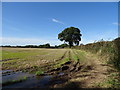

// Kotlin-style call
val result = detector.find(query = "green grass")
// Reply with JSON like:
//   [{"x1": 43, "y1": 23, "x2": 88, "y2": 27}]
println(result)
[
  {"x1": 73, "y1": 55, "x2": 78, "y2": 62},
  {"x1": 54, "y1": 57, "x2": 69, "y2": 68},
  {"x1": 71, "y1": 49, "x2": 87, "y2": 63},
  {"x1": 2, "y1": 48, "x2": 68, "y2": 72},
  {"x1": 78, "y1": 38, "x2": 120, "y2": 70},
  {"x1": 96, "y1": 72, "x2": 120, "y2": 88},
  {"x1": 2, "y1": 49, "x2": 48, "y2": 60},
  {"x1": 76, "y1": 50, "x2": 86, "y2": 62},
  {"x1": 35, "y1": 70, "x2": 44, "y2": 76},
  {"x1": 77, "y1": 37, "x2": 120, "y2": 88}
]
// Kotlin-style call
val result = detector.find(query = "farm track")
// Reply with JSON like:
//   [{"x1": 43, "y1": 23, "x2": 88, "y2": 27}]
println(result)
[
  {"x1": 77, "y1": 55, "x2": 109, "y2": 88},
  {"x1": 43, "y1": 50, "x2": 69, "y2": 72},
  {"x1": 68, "y1": 50, "x2": 71, "y2": 61},
  {"x1": 46, "y1": 50, "x2": 83, "y2": 76},
  {"x1": 47, "y1": 50, "x2": 109, "y2": 88},
  {"x1": 72, "y1": 50, "x2": 79, "y2": 61},
  {"x1": 2, "y1": 48, "x2": 110, "y2": 88},
  {"x1": 56, "y1": 50, "x2": 68, "y2": 62}
]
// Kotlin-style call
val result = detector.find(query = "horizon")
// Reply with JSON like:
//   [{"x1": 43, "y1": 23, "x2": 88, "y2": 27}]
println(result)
[
  {"x1": 2, "y1": 2, "x2": 118, "y2": 46},
  {"x1": 1, "y1": 37, "x2": 118, "y2": 47}
]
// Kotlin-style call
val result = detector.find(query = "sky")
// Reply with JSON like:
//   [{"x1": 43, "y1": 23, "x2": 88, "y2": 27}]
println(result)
[{"x1": 1, "y1": 2, "x2": 118, "y2": 46}]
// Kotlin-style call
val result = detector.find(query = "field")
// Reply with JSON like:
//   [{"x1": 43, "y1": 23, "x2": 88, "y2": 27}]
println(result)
[
  {"x1": 1, "y1": 47, "x2": 119, "y2": 88},
  {"x1": 0, "y1": 44, "x2": 119, "y2": 88}
]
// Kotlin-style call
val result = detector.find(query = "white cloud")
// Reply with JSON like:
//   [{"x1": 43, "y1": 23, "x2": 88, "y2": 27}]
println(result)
[
  {"x1": 52, "y1": 18, "x2": 64, "y2": 24},
  {"x1": 80, "y1": 38, "x2": 95, "y2": 45},
  {"x1": 112, "y1": 22, "x2": 120, "y2": 26},
  {"x1": 0, "y1": 37, "x2": 63, "y2": 46}
]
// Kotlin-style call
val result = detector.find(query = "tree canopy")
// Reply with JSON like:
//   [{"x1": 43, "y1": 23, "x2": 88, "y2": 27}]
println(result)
[{"x1": 58, "y1": 27, "x2": 82, "y2": 47}]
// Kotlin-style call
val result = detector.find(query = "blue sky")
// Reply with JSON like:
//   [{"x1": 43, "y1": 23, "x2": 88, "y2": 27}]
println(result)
[{"x1": 2, "y1": 2, "x2": 118, "y2": 46}]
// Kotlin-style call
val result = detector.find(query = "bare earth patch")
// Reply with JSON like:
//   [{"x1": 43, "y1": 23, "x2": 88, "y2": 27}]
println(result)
[{"x1": 48, "y1": 51, "x2": 110, "y2": 88}]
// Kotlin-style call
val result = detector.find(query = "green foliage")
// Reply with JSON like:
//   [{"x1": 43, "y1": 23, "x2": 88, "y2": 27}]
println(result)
[
  {"x1": 2, "y1": 43, "x2": 51, "y2": 48},
  {"x1": 112, "y1": 37, "x2": 120, "y2": 70},
  {"x1": 96, "y1": 72, "x2": 120, "y2": 88},
  {"x1": 58, "y1": 27, "x2": 82, "y2": 47},
  {"x1": 79, "y1": 37, "x2": 120, "y2": 71},
  {"x1": 58, "y1": 44, "x2": 69, "y2": 48},
  {"x1": 23, "y1": 45, "x2": 38, "y2": 48},
  {"x1": 78, "y1": 37, "x2": 120, "y2": 88},
  {"x1": 38, "y1": 43, "x2": 50, "y2": 48},
  {"x1": 35, "y1": 70, "x2": 44, "y2": 76}
]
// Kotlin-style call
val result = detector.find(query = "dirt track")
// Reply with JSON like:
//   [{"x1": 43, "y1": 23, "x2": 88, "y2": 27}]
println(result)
[
  {"x1": 2, "y1": 48, "x2": 111, "y2": 88},
  {"x1": 46, "y1": 51, "x2": 109, "y2": 88}
]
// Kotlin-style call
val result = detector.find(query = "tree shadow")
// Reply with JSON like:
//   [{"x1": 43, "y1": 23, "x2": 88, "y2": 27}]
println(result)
[{"x1": 61, "y1": 81, "x2": 83, "y2": 89}]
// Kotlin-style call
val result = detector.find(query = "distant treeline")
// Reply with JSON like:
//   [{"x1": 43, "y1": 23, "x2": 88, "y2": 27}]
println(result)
[{"x1": 1, "y1": 43, "x2": 69, "y2": 48}]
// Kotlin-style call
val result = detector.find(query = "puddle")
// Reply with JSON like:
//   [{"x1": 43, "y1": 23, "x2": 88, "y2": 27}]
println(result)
[
  {"x1": 3, "y1": 75, "x2": 52, "y2": 88},
  {"x1": 1, "y1": 70, "x2": 52, "y2": 88},
  {"x1": 2, "y1": 71, "x2": 34, "y2": 84},
  {"x1": 2, "y1": 70, "x2": 66, "y2": 88},
  {"x1": 58, "y1": 72, "x2": 64, "y2": 76}
]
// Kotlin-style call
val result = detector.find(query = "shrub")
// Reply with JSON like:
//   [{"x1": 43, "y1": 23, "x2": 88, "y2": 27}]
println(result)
[{"x1": 78, "y1": 37, "x2": 120, "y2": 71}]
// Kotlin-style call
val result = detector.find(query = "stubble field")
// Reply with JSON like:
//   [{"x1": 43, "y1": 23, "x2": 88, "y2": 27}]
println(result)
[{"x1": 1, "y1": 47, "x2": 115, "y2": 88}]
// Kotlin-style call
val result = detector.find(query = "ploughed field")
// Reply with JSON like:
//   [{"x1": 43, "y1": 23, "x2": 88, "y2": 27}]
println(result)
[{"x1": 1, "y1": 48, "x2": 109, "y2": 88}]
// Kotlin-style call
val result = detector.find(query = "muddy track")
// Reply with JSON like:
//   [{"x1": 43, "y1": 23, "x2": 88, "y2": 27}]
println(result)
[
  {"x1": 45, "y1": 51, "x2": 70, "y2": 73},
  {"x1": 56, "y1": 50, "x2": 69, "y2": 62},
  {"x1": 35, "y1": 50, "x2": 68, "y2": 71},
  {"x1": 72, "y1": 50, "x2": 80, "y2": 62},
  {"x1": 47, "y1": 50, "x2": 109, "y2": 88},
  {"x1": 78, "y1": 59, "x2": 109, "y2": 88},
  {"x1": 2, "y1": 49, "x2": 110, "y2": 88},
  {"x1": 68, "y1": 50, "x2": 72, "y2": 61},
  {"x1": 46, "y1": 50, "x2": 83, "y2": 76},
  {"x1": 45, "y1": 52, "x2": 85, "y2": 88},
  {"x1": 57, "y1": 55, "x2": 108, "y2": 88}
]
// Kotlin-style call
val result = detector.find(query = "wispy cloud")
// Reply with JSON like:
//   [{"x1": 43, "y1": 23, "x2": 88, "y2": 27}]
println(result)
[
  {"x1": 0, "y1": 37, "x2": 63, "y2": 46},
  {"x1": 52, "y1": 18, "x2": 64, "y2": 24},
  {"x1": 112, "y1": 22, "x2": 120, "y2": 26}
]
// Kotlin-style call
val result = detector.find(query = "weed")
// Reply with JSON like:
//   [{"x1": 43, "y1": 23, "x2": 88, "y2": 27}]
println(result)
[{"x1": 35, "y1": 70, "x2": 44, "y2": 76}]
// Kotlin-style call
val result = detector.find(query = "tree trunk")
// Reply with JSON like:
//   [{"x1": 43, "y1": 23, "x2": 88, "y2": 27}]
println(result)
[{"x1": 69, "y1": 41, "x2": 73, "y2": 48}]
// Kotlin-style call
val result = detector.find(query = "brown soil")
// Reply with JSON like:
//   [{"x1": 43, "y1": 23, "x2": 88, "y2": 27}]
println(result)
[{"x1": 46, "y1": 54, "x2": 109, "y2": 88}]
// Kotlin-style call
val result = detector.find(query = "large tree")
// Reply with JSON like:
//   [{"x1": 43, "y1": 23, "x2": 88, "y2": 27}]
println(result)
[{"x1": 58, "y1": 27, "x2": 82, "y2": 47}]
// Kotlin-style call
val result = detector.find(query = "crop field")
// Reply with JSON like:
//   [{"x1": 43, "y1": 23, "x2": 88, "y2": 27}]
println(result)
[
  {"x1": 2, "y1": 48, "x2": 64, "y2": 71},
  {"x1": 1, "y1": 48, "x2": 87, "y2": 72},
  {"x1": 1, "y1": 47, "x2": 119, "y2": 88}
]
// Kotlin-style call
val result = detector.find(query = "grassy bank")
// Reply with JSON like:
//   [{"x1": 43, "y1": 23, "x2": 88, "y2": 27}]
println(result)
[{"x1": 75, "y1": 37, "x2": 120, "y2": 88}]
